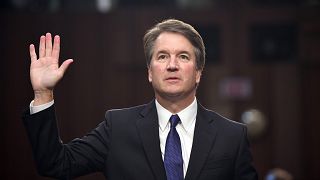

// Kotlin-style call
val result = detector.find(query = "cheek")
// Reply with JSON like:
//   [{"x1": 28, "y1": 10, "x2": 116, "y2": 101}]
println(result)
[
  {"x1": 185, "y1": 65, "x2": 200, "y2": 81},
  {"x1": 150, "y1": 65, "x2": 164, "y2": 77},
  {"x1": 148, "y1": 65, "x2": 162, "y2": 82}
]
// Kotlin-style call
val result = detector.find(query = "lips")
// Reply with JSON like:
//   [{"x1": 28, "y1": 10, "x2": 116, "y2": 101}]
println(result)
[
  {"x1": 165, "y1": 76, "x2": 180, "y2": 83},
  {"x1": 166, "y1": 77, "x2": 179, "y2": 80}
]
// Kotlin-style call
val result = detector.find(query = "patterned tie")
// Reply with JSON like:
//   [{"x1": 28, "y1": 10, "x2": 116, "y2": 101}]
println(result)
[{"x1": 164, "y1": 114, "x2": 183, "y2": 180}]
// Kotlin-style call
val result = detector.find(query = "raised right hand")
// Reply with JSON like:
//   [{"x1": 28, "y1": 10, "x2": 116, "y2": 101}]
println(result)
[{"x1": 29, "y1": 33, "x2": 73, "y2": 105}]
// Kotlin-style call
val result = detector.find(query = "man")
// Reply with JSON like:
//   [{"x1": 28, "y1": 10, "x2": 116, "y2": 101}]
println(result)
[{"x1": 23, "y1": 19, "x2": 258, "y2": 180}]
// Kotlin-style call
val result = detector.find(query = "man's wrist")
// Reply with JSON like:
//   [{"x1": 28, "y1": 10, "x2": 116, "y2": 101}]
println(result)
[{"x1": 33, "y1": 90, "x2": 54, "y2": 106}]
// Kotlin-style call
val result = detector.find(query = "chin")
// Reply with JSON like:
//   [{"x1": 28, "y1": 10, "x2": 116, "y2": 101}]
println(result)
[
  {"x1": 161, "y1": 90, "x2": 185, "y2": 99},
  {"x1": 162, "y1": 88, "x2": 183, "y2": 95}
]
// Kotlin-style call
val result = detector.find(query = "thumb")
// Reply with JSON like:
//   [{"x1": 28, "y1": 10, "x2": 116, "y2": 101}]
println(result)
[{"x1": 59, "y1": 59, "x2": 73, "y2": 75}]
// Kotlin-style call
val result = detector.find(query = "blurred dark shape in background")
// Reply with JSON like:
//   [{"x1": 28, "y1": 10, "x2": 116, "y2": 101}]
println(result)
[
  {"x1": 195, "y1": 24, "x2": 220, "y2": 63},
  {"x1": 0, "y1": 0, "x2": 227, "y2": 12},
  {"x1": 241, "y1": 109, "x2": 267, "y2": 141},
  {"x1": 265, "y1": 168, "x2": 293, "y2": 180},
  {"x1": 250, "y1": 24, "x2": 298, "y2": 63}
]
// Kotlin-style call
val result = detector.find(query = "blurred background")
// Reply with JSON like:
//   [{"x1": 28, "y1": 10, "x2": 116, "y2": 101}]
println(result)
[{"x1": 1, "y1": 0, "x2": 319, "y2": 179}]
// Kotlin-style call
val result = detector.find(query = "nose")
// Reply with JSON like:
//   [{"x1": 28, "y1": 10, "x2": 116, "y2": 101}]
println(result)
[{"x1": 167, "y1": 56, "x2": 178, "y2": 72}]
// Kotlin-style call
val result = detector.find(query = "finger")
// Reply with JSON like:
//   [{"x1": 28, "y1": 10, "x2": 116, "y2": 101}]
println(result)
[
  {"x1": 58, "y1": 59, "x2": 73, "y2": 75},
  {"x1": 52, "y1": 35, "x2": 60, "y2": 60},
  {"x1": 39, "y1": 35, "x2": 45, "y2": 58},
  {"x1": 29, "y1": 44, "x2": 37, "y2": 62},
  {"x1": 45, "y1": 32, "x2": 52, "y2": 57}
]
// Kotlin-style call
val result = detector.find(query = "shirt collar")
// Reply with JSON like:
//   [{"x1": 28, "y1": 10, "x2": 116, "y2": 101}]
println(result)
[{"x1": 156, "y1": 98, "x2": 197, "y2": 133}]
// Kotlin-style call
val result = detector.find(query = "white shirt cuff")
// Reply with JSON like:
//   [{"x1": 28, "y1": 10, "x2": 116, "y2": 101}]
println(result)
[{"x1": 30, "y1": 100, "x2": 54, "y2": 114}]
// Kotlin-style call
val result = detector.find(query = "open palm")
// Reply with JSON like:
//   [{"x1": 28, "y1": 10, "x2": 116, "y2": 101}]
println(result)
[{"x1": 29, "y1": 33, "x2": 73, "y2": 92}]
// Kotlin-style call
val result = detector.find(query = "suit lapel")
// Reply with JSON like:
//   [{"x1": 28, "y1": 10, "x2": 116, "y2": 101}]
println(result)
[
  {"x1": 136, "y1": 100, "x2": 167, "y2": 180},
  {"x1": 185, "y1": 103, "x2": 219, "y2": 180}
]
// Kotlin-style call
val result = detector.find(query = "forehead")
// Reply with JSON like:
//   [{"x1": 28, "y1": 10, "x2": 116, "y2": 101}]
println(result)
[{"x1": 153, "y1": 32, "x2": 195, "y2": 54}]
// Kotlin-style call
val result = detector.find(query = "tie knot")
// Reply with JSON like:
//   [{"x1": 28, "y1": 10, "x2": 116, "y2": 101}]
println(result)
[{"x1": 169, "y1": 114, "x2": 180, "y2": 128}]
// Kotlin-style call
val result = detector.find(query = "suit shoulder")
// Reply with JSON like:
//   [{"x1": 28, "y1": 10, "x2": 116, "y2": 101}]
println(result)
[
  {"x1": 204, "y1": 108, "x2": 246, "y2": 130},
  {"x1": 104, "y1": 103, "x2": 151, "y2": 120}
]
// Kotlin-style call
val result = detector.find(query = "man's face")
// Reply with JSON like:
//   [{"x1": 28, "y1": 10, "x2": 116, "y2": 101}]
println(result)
[{"x1": 148, "y1": 32, "x2": 202, "y2": 100}]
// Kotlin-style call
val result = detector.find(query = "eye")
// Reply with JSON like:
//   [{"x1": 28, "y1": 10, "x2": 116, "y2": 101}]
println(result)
[
  {"x1": 179, "y1": 54, "x2": 189, "y2": 60},
  {"x1": 159, "y1": 55, "x2": 166, "y2": 59},
  {"x1": 157, "y1": 54, "x2": 168, "y2": 60}
]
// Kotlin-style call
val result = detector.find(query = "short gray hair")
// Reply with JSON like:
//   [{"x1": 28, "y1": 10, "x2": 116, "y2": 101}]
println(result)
[{"x1": 143, "y1": 19, "x2": 206, "y2": 70}]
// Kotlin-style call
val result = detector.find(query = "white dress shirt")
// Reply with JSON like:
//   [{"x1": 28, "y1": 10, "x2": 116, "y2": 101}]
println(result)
[
  {"x1": 30, "y1": 100, "x2": 54, "y2": 114},
  {"x1": 30, "y1": 98, "x2": 198, "y2": 177},
  {"x1": 155, "y1": 98, "x2": 197, "y2": 178}
]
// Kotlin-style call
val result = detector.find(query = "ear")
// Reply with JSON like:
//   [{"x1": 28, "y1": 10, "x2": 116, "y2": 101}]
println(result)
[
  {"x1": 196, "y1": 70, "x2": 202, "y2": 84},
  {"x1": 148, "y1": 67, "x2": 152, "y2": 83}
]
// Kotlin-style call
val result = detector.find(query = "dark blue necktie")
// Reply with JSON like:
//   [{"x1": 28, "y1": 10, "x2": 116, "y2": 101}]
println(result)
[{"x1": 164, "y1": 114, "x2": 183, "y2": 180}]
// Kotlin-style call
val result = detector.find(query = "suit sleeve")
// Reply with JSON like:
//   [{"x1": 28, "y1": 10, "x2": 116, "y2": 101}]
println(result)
[
  {"x1": 234, "y1": 126, "x2": 259, "y2": 180},
  {"x1": 22, "y1": 105, "x2": 111, "y2": 179}
]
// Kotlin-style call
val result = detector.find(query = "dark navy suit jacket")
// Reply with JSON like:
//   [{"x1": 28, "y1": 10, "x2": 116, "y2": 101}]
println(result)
[{"x1": 23, "y1": 100, "x2": 258, "y2": 180}]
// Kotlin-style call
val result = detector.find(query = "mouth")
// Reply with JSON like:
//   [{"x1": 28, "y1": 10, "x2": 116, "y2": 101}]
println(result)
[{"x1": 165, "y1": 77, "x2": 180, "y2": 83}]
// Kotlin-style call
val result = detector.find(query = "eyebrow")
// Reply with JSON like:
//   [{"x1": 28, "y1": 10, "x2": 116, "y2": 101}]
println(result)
[
  {"x1": 156, "y1": 50, "x2": 169, "y2": 55},
  {"x1": 155, "y1": 50, "x2": 192, "y2": 55},
  {"x1": 178, "y1": 51, "x2": 191, "y2": 55}
]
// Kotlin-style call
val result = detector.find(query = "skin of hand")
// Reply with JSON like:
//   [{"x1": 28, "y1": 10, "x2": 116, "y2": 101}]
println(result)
[{"x1": 29, "y1": 33, "x2": 73, "y2": 106}]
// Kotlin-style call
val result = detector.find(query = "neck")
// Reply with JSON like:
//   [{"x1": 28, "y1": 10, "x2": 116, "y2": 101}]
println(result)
[{"x1": 155, "y1": 92, "x2": 196, "y2": 114}]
